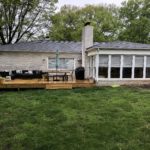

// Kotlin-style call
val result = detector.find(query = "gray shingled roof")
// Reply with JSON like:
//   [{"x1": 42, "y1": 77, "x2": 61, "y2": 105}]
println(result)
[
  {"x1": 0, "y1": 41, "x2": 150, "y2": 53},
  {"x1": 87, "y1": 41, "x2": 150, "y2": 50},
  {"x1": 0, "y1": 40, "x2": 82, "y2": 53}
]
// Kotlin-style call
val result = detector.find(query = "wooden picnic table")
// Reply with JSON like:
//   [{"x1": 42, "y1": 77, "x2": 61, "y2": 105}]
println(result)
[{"x1": 48, "y1": 70, "x2": 73, "y2": 81}]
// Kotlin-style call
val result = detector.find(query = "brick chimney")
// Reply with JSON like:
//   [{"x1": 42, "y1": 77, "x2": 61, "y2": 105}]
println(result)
[{"x1": 82, "y1": 22, "x2": 93, "y2": 77}]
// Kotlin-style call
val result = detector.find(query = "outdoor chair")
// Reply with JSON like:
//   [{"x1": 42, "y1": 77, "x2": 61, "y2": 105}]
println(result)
[{"x1": 66, "y1": 70, "x2": 74, "y2": 81}]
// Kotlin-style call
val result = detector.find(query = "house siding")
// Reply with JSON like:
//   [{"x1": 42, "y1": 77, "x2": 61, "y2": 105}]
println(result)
[{"x1": 0, "y1": 52, "x2": 81, "y2": 71}]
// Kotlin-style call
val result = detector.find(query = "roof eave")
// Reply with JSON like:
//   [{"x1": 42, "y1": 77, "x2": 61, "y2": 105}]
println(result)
[
  {"x1": 0, "y1": 50, "x2": 81, "y2": 54},
  {"x1": 86, "y1": 47, "x2": 150, "y2": 51}
]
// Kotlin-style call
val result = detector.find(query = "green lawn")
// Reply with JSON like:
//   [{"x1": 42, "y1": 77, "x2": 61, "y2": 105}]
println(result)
[{"x1": 0, "y1": 87, "x2": 150, "y2": 150}]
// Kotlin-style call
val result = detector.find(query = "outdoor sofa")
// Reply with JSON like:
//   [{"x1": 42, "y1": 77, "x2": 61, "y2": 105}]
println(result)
[
  {"x1": 0, "y1": 70, "x2": 44, "y2": 80},
  {"x1": 0, "y1": 71, "x2": 9, "y2": 77},
  {"x1": 11, "y1": 70, "x2": 43, "y2": 80}
]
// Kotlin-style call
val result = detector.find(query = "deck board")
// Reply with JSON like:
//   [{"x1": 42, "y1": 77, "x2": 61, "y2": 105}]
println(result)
[{"x1": 0, "y1": 79, "x2": 95, "y2": 89}]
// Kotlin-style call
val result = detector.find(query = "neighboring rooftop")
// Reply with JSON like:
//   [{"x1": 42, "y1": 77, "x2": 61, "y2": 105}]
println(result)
[
  {"x1": 87, "y1": 41, "x2": 150, "y2": 50},
  {"x1": 0, "y1": 40, "x2": 82, "y2": 53}
]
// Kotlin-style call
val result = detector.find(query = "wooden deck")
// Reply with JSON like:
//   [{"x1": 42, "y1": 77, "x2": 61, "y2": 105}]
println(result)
[{"x1": 0, "y1": 79, "x2": 95, "y2": 90}]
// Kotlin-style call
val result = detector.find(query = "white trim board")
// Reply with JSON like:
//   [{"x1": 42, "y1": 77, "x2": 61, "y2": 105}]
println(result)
[{"x1": 88, "y1": 50, "x2": 150, "y2": 56}]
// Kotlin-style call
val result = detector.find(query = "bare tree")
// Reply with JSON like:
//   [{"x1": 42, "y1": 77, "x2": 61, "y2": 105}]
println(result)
[{"x1": 0, "y1": 0, "x2": 57, "y2": 44}]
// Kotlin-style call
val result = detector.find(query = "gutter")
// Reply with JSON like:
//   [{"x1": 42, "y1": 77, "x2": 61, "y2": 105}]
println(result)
[{"x1": 86, "y1": 47, "x2": 150, "y2": 52}]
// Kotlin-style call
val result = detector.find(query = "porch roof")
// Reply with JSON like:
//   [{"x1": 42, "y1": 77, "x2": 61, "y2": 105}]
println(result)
[{"x1": 87, "y1": 41, "x2": 150, "y2": 51}]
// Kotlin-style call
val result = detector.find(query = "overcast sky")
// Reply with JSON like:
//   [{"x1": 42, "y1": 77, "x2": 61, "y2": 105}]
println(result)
[{"x1": 57, "y1": 0, "x2": 126, "y2": 10}]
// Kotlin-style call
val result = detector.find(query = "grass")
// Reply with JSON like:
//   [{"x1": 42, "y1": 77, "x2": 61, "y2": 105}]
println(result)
[{"x1": 0, "y1": 87, "x2": 150, "y2": 150}]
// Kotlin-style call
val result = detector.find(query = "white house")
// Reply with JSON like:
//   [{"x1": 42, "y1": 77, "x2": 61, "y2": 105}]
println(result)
[{"x1": 0, "y1": 23, "x2": 150, "y2": 86}]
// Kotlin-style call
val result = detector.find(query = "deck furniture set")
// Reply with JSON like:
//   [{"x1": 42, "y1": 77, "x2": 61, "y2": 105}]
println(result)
[{"x1": 0, "y1": 70, "x2": 74, "y2": 82}]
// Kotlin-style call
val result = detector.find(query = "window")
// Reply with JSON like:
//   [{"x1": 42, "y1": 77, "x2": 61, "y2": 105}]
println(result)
[
  {"x1": 48, "y1": 58, "x2": 74, "y2": 70},
  {"x1": 146, "y1": 56, "x2": 150, "y2": 78},
  {"x1": 134, "y1": 56, "x2": 144, "y2": 78},
  {"x1": 99, "y1": 55, "x2": 108, "y2": 78},
  {"x1": 123, "y1": 55, "x2": 132, "y2": 78},
  {"x1": 111, "y1": 55, "x2": 121, "y2": 78}
]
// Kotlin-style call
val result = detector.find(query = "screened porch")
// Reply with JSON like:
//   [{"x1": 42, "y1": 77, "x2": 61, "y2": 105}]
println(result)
[{"x1": 89, "y1": 54, "x2": 150, "y2": 81}]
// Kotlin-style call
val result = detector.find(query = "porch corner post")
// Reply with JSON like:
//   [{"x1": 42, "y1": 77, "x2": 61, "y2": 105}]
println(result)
[{"x1": 95, "y1": 51, "x2": 99, "y2": 81}]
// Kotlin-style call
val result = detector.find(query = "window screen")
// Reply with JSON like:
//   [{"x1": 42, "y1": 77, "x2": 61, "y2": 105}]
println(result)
[
  {"x1": 123, "y1": 55, "x2": 132, "y2": 78},
  {"x1": 123, "y1": 68, "x2": 132, "y2": 78},
  {"x1": 111, "y1": 68, "x2": 120, "y2": 78},
  {"x1": 99, "y1": 67, "x2": 108, "y2": 78},
  {"x1": 146, "y1": 68, "x2": 150, "y2": 78},
  {"x1": 146, "y1": 56, "x2": 150, "y2": 78},
  {"x1": 135, "y1": 56, "x2": 144, "y2": 67},
  {"x1": 111, "y1": 55, "x2": 121, "y2": 67},
  {"x1": 146, "y1": 56, "x2": 150, "y2": 67},
  {"x1": 92, "y1": 56, "x2": 95, "y2": 67},
  {"x1": 90, "y1": 56, "x2": 95, "y2": 67},
  {"x1": 99, "y1": 55, "x2": 108, "y2": 78},
  {"x1": 123, "y1": 55, "x2": 132, "y2": 67},
  {"x1": 134, "y1": 68, "x2": 143, "y2": 78},
  {"x1": 99, "y1": 55, "x2": 108, "y2": 67},
  {"x1": 89, "y1": 57, "x2": 93, "y2": 67}
]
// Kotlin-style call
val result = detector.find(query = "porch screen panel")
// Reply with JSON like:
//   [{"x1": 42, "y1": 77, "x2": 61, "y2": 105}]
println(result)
[
  {"x1": 89, "y1": 56, "x2": 93, "y2": 67},
  {"x1": 123, "y1": 55, "x2": 132, "y2": 67},
  {"x1": 123, "y1": 55, "x2": 132, "y2": 78},
  {"x1": 99, "y1": 55, "x2": 108, "y2": 78},
  {"x1": 99, "y1": 55, "x2": 108, "y2": 67},
  {"x1": 111, "y1": 55, "x2": 121, "y2": 67},
  {"x1": 146, "y1": 56, "x2": 150, "y2": 67},
  {"x1": 146, "y1": 56, "x2": 150, "y2": 78},
  {"x1": 135, "y1": 56, "x2": 144, "y2": 67},
  {"x1": 111, "y1": 55, "x2": 121, "y2": 78},
  {"x1": 134, "y1": 56, "x2": 144, "y2": 78},
  {"x1": 89, "y1": 57, "x2": 92, "y2": 77},
  {"x1": 92, "y1": 56, "x2": 96, "y2": 78}
]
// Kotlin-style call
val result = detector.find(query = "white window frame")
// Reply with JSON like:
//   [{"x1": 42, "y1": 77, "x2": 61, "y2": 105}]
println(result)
[{"x1": 47, "y1": 57, "x2": 75, "y2": 70}]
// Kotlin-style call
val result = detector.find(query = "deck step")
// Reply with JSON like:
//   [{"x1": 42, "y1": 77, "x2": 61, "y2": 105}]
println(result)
[
  {"x1": 46, "y1": 83, "x2": 72, "y2": 89},
  {"x1": 72, "y1": 83, "x2": 95, "y2": 88}
]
